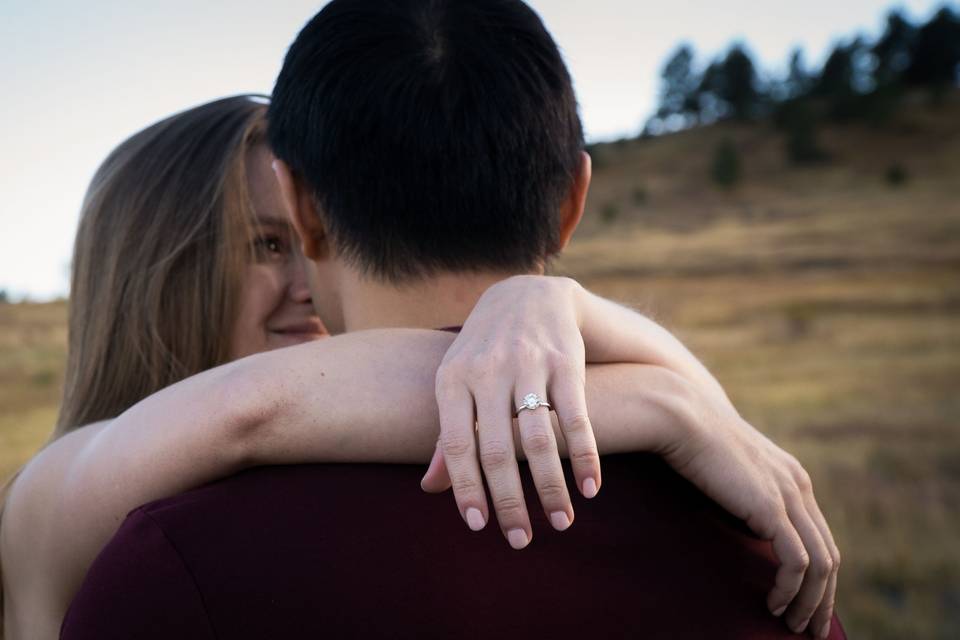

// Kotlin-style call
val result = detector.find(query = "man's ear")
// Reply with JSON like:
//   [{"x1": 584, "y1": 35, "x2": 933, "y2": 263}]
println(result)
[
  {"x1": 272, "y1": 158, "x2": 329, "y2": 260},
  {"x1": 558, "y1": 151, "x2": 591, "y2": 251}
]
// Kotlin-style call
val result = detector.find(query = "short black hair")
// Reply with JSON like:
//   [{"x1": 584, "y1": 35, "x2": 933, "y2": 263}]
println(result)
[{"x1": 268, "y1": 0, "x2": 584, "y2": 282}]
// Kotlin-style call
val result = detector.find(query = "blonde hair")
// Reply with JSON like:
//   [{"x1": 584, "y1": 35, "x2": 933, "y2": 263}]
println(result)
[{"x1": 0, "y1": 95, "x2": 270, "y2": 632}]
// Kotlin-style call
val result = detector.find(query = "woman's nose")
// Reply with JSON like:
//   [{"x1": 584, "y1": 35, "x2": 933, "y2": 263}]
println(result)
[{"x1": 288, "y1": 254, "x2": 313, "y2": 304}]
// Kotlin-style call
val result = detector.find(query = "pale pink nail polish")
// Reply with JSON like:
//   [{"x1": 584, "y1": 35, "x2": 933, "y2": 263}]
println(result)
[
  {"x1": 550, "y1": 511, "x2": 571, "y2": 531},
  {"x1": 465, "y1": 508, "x2": 485, "y2": 531},
  {"x1": 819, "y1": 621, "x2": 831, "y2": 639},
  {"x1": 772, "y1": 605, "x2": 787, "y2": 617},
  {"x1": 582, "y1": 477, "x2": 598, "y2": 498},
  {"x1": 507, "y1": 528, "x2": 529, "y2": 549}
]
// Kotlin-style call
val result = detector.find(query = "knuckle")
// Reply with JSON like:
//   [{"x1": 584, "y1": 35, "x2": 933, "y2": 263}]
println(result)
[
  {"x1": 450, "y1": 476, "x2": 481, "y2": 496},
  {"x1": 794, "y1": 468, "x2": 813, "y2": 493},
  {"x1": 434, "y1": 367, "x2": 460, "y2": 396},
  {"x1": 466, "y1": 354, "x2": 493, "y2": 378},
  {"x1": 535, "y1": 480, "x2": 567, "y2": 501},
  {"x1": 543, "y1": 347, "x2": 568, "y2": 370},
  {"x1": 784, "y1": 456, "x2": 812, "y2": 491},
  {"x1": 552, "y1": 350, "x2": 585, "y2": 379},
  {"x1": 789, "y1": 549, "x2": 811, "y2": 574},
  {"x1": 569, "y1": 446, "x2": 600, "y2": 469},
  {"x1": 521, "y1": 430, "x2": 554, "y2": 456},
  {"x1": 492, "y1": 494, "x2": 525, "y2": 516},
  {"x1": 563, "y1": 413, "x2": 593, "y2": 436},
  {"x1": 440, "y1": 434, "x2": 474, "y2": 459},
  {"x1": 748, "y1": 504, "x2": 783, "y2": 540},
  {"x1": 479, "y1": 442, "x2": 512, "y2": 470},
  {"x1": 521, "y1": 340, "x2": 543, "y2": 362},
  {"x1": 811, "y1": 554, "x2": 833, "y2": 579},
  {"x1": 435, "y1": 360, "x2": 457, "y2": 380}
]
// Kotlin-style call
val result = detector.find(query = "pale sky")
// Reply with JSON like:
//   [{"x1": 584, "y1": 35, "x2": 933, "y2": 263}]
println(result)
[{"x1": 0, "y1": 0, "x2": 948, "y2": 299}]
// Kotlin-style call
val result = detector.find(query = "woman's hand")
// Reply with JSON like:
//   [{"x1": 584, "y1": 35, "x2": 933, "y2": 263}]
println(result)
[
  {"x1": 422, "y1": 275, "x2": 840, "y2": 636},
  {"x1": 424, "y1": 276, "x2": 601, "y2": 549},
  {"x1": 661, "y1": 392, "x2": 841, "y2": 637}
]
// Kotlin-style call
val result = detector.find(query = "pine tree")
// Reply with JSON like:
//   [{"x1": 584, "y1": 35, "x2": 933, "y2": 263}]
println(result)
[
  {"x1": 658, "y1": 44, "x2": 700, "y2": 125},
  {"x1": 905, "y1": 7, "x2": 960, "y2": 98},
  {"x1": 872, "y1": 10, "x2": 916, "y2": 87},
  {"x1": 720, "y1": 45, "x2": 760, "y2": 120}
]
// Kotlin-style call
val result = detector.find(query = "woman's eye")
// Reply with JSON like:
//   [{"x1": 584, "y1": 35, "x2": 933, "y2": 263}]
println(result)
[{"x1": 253, "y1": 235, "x2": 287, "y2": 261}]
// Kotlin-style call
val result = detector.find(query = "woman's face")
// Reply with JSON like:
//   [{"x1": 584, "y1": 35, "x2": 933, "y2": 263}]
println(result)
[{"x1": 229, "y1": 144, "x2": 328, "y2": 360}]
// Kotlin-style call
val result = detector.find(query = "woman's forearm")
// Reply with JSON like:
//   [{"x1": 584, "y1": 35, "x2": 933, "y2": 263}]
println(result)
[
  {"x1": 573, "y1": 282, "x2": 734, "y2": 411},
  {"x1": 243, "y1": 334, "x2": 697, "y2": 466},
  {"x1": 3, "y1": 326, "x2": 699, "y2": 633}
]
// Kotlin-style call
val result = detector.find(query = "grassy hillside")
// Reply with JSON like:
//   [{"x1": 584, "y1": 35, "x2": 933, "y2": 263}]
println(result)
[
  {"x1": 557, "y1": 91, "x2": 960, "y2": 639},
  {"x1": 0, "y1": 301, "x2": 65, "y2": 483},
  {"x1": 1, "y1": 91, "x2": 958, "y2": 639}
]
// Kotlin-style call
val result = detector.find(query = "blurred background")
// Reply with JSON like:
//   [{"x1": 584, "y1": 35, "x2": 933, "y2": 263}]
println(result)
[{"x1": 1, "y1": 1, "x2": 958, "y2": 638}]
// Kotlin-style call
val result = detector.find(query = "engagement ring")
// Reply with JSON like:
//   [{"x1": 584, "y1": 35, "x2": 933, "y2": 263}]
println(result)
[{"x1": 516, "y1": 393, "x2": 551, "y2": 416}]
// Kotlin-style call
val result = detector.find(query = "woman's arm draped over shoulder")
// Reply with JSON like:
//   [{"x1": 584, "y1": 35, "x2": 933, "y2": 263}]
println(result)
[{"x1": 0, "y1": 328, "x2": 698, "y2": 639}]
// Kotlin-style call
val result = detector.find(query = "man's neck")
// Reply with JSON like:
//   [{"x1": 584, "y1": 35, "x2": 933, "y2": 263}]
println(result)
[{"x1": 337, "y1": 269, "x2": 521, "y2": 331}]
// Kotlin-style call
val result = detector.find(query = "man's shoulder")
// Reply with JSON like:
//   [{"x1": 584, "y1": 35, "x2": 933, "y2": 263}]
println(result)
[
  {"x1": 135, "y1": 453, "x2": 726, "y2": 531},
  {"x1": 134, "y1": 461, "x2": 430, "y2": 528},
  {"x1": 65, "y1": 455, "x2": 836, "y2": 639},
  {"x1": 60, "y1": 505, "x2": 217, "y2": 639},
  {"x1": 137, "y1": 453, "x2": 737, "y2": 527},
  {"x1": 129, "y1": 453, "x2": 770, "y2": 591}
]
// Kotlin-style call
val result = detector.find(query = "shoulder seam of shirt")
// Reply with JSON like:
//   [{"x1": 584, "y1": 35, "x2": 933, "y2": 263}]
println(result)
[{"x1": 138, "y1": 508, "x2": 221, "y2": 640}]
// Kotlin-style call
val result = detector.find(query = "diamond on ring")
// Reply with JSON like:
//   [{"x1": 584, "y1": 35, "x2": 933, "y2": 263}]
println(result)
[{"x1": 516, "y1": 393, "x2": 551, "y2": 415}]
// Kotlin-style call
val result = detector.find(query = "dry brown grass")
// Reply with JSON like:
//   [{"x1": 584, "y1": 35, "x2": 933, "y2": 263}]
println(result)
[
  {"x1": 557, "y1": 92, "x2": 960, "y2": 639},
  {"x1": 1, "y1": 92, "x2": 958, "y2": 639},
  {"x1": 0, "y1": 301, "x2": 65, "y2": 481}
]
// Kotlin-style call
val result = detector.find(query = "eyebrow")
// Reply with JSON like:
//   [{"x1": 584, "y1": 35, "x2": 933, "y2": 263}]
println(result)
[{"x1": 252, "y1": 212, "x2": 293, "y2": 229}]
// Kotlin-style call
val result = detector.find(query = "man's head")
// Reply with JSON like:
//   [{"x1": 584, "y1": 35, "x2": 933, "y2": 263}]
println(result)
[{"x1": 268, "y1": 0, "x2": 591, "y2": 330}]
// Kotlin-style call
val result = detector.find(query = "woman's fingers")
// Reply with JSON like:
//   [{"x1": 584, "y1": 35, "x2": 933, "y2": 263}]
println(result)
[
  {"x1": 435, "y1": 381, "x2": 489, "y2": 532},
  {"x1": 548, "y1": 364, "x2": 601, "y2": 499},
  {"x1": 476, "y1": 383, "x2": 533, "y2": 549},
  {"x1": 765, "y1": 509, "x2": 809, "y2": 617},
  {"x1": 809, "y1": 566, "x2": 838, "y2": 638},
  {"x1": 781, "y1": 494, "x2": 832, "y2": 635},
  {"x1": 419, "y1": 441, "x2": 452, "y2": 493},
  {"x1": 514, "y1": 381, "x2": 573, "y2": 531},
  {"x1": 803, "y1": 492, "x2": 841, "y2": 638}
]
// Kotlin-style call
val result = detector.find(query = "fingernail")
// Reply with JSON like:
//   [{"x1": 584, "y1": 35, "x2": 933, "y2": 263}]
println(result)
[
  {"x1": 465, "y1": 508, "x2": 486, "y2": 531},
  {"x1": 772, "y1": 605, "x2": 787, "y2": 617},
  {"x1": 819, "y1": 621, "x2": 831, "y2": 638},
  {"x1": 793, "y1": 619, "x2": 809, "y2": 634},
  {"x1": 550, "y1": 511, "x2": 571, "y2": 531},
  {"x1": 507, "y1": 528, "x2": 529, "y2": 550},
  {"x1": 582, "y1": 477, "x2": 598, "y2": 499}
]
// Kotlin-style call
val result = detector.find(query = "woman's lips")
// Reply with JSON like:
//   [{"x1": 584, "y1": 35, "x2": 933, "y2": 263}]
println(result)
[{"x1": 269, "y1": 319, "x2": 327, "y2": 337}]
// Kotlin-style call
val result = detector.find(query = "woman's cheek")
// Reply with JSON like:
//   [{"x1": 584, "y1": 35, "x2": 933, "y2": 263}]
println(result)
[{"x1": 230, "y1": 266, "x2": 284, "y2": 359}]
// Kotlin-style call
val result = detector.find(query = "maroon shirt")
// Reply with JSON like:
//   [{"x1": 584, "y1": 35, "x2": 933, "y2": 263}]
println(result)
[{"x1": 61, "y1": 454, "x2": 845, "y2": 639}]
